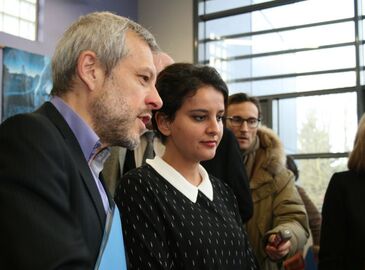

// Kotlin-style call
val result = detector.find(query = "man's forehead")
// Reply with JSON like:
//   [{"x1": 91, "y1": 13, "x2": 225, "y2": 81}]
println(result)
[
  {"x1": 228, "y1": 102, "x2": 258, "y2": 113},
  {"x1": 122, "y1": 33, "x2": 155, "y2": 66}
]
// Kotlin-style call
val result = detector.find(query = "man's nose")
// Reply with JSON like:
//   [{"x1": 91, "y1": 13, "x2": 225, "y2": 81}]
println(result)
[
  {"x1": 147, "y1": 86, "x2": 163, "y2": 110},
  {"x1": 239, "y1": 120, "x2": 249, "y2": 131}
]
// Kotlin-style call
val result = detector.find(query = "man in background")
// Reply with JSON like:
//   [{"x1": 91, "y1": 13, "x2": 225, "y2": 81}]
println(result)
[{"x1": 226, "y1": 92, "x2": 308, "y2": 269}]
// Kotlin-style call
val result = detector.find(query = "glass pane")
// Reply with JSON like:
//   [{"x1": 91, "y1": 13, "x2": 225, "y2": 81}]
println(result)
[
  {"x1": 198, "y1": 21, "x2": 205, "y2": 44},
  {"x1": 227, "y1": 71, "x2": 356, "y2": 96},
  {"x1": 200, "y1": 38, "x2": 253, "y2": 61},
  {"x1": 200, "y1": 22, "x2": 354, "y2": 60},
  {"x1": 252, "y1": 0, "x2": 353, "y2": 32},
  {"x1": 276, "y1": 92, "x2": 357, "y2": 155},
  {"x1": 213, "y1": 46, "x2": 356, "y2": 81},
  {"x1": 295, "y1": 158, "x2": 348, "y2": 211},
  {"x1": 198, "y1": 42, "x2": 205, "y2": 62},
  {"x1": 0, "y1": 0, "x2": 37, "y2": 40},
  {"x1": 4, "y1": 14, "x2": 19, "y2": 35},
  {"x1": 252, "y1": 46, "x2": 355, "y2": 77},
  {"x1": 252, "y1": 23, "x2": 355, "y2": 54},
  {"x1": 200, "y1": 0, "x2": 354, "y2": 40},
  {"x1": 251, "y1": 22, "x2": 354, "y2": 54},
  {"x1": 203, "y1": 13, "x2": 250, "y2": 39},
  {"x1": 3, "y1": 0, "x2": 19, "y2": 16},
  {"x1": 20, "y1": 1, "x2": 35, "y2": 21},
  {"x1": 362, "y1": 44, "x2": 365, "y2": 85},
  {"x1": 198, "y1": 0, "x2": 273, "y2": 15},
  {"x1": 361, "y1": 19, "x2": 365, "y2": 85},
  {"x1": 19, "y1": 20, "x2": 35, "y2": 40}
]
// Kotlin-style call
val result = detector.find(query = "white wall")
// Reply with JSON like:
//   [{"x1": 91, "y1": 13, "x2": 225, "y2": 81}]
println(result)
[
  {"x1": 0, "y1": 0, "x2": 193, "y2": 60},
  {"x1": 138, "y1": 0, "x2": 194, "y2": 63}
]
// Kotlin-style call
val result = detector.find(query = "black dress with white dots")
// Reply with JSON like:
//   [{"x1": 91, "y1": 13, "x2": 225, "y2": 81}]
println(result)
[{"x1": 115, "y1": 162, "x2": 259, "y2": 270}]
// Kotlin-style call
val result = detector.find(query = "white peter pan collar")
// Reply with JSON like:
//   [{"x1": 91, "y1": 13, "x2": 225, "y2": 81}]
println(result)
[{"x1": 147, "y1": 156, "x2": 213, "y2": 203}]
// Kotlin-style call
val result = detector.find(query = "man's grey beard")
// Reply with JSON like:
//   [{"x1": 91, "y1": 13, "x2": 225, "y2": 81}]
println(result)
[
  {"x1": 91, "y1": 101, "x2": 141, "y2": 150},
  {"x1": 90, "y1": 81, "x2": 144, "y2": 150},
  {"x1": 97, "y1": 124, "x2": 141, "y2": 150},
  {"x1": 114, "y1": 135, "x2": 140, "y2": 150}
]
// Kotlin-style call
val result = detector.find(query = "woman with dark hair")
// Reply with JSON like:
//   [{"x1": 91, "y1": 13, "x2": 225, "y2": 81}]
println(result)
[
  {"x1": 115, "y1": 63, "x2": 258, "y2": 269},
  {"x1": 318, "y1": 114, "x2": 365, "y2": 270}
]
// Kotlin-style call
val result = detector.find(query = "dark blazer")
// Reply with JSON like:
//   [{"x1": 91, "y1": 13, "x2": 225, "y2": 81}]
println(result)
[
  {"x1": 201, "y1": 127, "x2": 253, "y2": 224},
  {"x1": 0, "y1": 102, "x2": 107, "y2": 269},
  {"x1": 319, "y1": 170, "x2": 365, "y2": 270}
]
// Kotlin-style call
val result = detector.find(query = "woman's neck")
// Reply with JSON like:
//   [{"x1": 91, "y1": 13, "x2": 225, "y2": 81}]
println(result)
[{"x1": 162, "y1": 152, "x2": 202, "y2": 186}]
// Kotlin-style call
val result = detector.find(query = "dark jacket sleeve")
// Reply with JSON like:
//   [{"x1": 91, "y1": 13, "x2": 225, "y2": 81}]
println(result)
[
  {"x1": 318, "y1": 173, "x2": 347, "y2": 270},
  {"x1": 0, "y1": 114, "x2": 94, "y2": 269},
  {"x1": 201, "y1": 127, "x2": 253, "y2": 223}
]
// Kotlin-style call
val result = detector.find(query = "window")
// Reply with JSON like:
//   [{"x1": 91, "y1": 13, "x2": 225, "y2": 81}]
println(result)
[
  {"x1": 0, "y1": 0, "x2": 38, "y2": 40},
  {"x1": 195, "y1": 0, "x2": 365, "y2": 210}
]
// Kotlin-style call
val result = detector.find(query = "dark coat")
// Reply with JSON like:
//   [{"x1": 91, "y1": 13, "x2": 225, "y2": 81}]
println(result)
[
  {"x1": 0, "y1": 102, "x2": 107, "y2": 269},
  {"x1": 319, "y1": 170, "x2": 365, "y2": 270},
  {"x1": 202, "y1": 127, "x2": 253, "y2": 223}
]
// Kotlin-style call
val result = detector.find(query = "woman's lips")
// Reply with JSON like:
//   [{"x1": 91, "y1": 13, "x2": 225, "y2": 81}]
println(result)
[{"x1": 201, "y1": 140, "x2": 217, "y2": 148}]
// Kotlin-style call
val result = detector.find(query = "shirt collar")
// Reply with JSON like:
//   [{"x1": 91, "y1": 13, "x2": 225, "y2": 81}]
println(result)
[
  {"x1": 50, "y1": 96, "x2": 100, "y2": 162},
  {"x1": 147, "y1": 156, "x2": 213, "y2": 203}
]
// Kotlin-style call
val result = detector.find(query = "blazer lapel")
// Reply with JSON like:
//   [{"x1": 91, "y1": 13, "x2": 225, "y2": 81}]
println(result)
[
  {"x1": 99, "y1": 172, "x2": 113, "y2": 207},
  {"x1": 37, "y1": 102, "x2": 106, "y2": 227}
]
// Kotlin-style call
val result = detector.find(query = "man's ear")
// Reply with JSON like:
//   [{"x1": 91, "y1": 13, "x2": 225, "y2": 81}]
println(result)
[
  {"x1": 76, "y1": 50, "x2": 101, "y2": 91},
  {"x1": 155, "y1": 112, "x2": 171, "y2": 136}
]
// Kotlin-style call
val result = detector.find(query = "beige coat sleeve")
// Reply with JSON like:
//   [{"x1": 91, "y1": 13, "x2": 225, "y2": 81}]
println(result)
[{"x1": 264, "y1": 169, "x2": 310, "y2": 257}]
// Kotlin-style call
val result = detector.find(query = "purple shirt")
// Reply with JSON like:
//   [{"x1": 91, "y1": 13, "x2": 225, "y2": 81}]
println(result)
[{"x1": 51, "y1": 97, "x2": 110, "y2": 213}]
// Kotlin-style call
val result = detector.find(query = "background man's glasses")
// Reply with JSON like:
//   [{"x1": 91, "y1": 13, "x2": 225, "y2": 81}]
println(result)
[{"x1": 226, "y1": 116, "x2": 261, "y2": 129}]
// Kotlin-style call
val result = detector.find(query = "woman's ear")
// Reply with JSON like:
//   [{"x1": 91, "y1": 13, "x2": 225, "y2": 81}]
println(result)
[{"x1": 155, "y1": 112, "x2": 171, "y2": 137}]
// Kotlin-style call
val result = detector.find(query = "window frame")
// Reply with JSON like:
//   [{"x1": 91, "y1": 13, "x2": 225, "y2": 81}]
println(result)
[
  {"x1": 0, "y1": 0, "x2": 39, "y2": 41},
  {"x1": 194, "y1": 0, "x2": 365, "y2": 162},
  {"x1": 194, "y1": 0, "x2": 365, "y2": 210}
]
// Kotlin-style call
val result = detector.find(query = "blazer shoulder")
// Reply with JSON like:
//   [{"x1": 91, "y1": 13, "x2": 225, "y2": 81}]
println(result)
[
  {"x1": 330, "y1": 170, "x2": 364, "y2": 188},
  {"x1": 0, "y1": 110, "x2": 57, "y2": 140}
]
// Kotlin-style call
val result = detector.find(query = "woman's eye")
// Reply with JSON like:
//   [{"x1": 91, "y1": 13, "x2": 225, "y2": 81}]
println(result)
[
  {"x1": 217, "y1": 115, "x2": 224, "y2": 122},
  {"x1": 193, "y1": 115, "x2": 206, "y2": 121}
]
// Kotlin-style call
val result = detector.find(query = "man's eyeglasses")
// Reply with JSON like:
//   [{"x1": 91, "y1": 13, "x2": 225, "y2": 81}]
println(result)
[{"x1": 226, "y1": 116, "x2": 261, "y2": 129}]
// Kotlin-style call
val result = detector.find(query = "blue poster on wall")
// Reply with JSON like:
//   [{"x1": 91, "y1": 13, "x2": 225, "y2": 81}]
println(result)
[{"x1": 2, "y1": 47, "x2": 52, "y2": 121}]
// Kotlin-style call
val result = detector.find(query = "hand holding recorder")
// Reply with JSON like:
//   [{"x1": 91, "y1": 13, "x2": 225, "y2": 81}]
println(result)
[
  {"x1": 265, "y1": 229, "x2": 292, "y2": 261},
  {"x1": 269, "y1": 229, "x2": 292, "y2": 248}
]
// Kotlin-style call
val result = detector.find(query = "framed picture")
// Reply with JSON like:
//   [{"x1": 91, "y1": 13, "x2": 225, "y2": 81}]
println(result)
[{"x1": 1, "y1": 47, "x2": 52, "y2": 121}]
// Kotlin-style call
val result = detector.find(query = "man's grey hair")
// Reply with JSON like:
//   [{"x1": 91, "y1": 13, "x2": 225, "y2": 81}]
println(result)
[{"x1": 51, "y1": 11, "x2": 160, "y2": 96}]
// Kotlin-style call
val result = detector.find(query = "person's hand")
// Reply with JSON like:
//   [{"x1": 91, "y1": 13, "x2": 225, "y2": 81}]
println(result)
[{"x1": 265, "y1": 233, "x2": 291, "y2": 261}]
